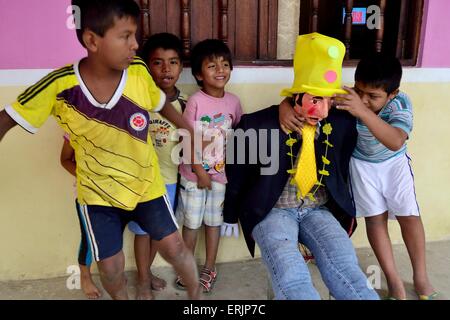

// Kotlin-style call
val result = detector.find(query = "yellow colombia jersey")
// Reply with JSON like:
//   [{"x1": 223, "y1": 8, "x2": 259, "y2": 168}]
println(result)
[{"x1": 5, "y1": 57, "x2": 167, "y2": 210}]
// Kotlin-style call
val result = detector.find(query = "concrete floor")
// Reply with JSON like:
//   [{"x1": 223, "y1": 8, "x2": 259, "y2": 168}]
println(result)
[{"x1": 0, "y1": 240, "x2": 448, "y2": 300}]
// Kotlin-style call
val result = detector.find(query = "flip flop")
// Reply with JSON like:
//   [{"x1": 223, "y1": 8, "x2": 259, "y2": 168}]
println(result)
[
  {"x1": 418, "y1": 292, "x2": 439, "y2": 300},
  {"x1": 383, "y1": 296, "x2": 406, "y2": 300}
]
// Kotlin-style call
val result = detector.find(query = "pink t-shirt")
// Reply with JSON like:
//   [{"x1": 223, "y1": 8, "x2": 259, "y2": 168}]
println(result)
[{"x1": 179, "y1": 90, "x2": 243, "y2": 184}]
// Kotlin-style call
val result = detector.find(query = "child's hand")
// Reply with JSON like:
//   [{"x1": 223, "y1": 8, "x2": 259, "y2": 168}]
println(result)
[
  {"x1": 196, "y1": 169, "x2": 212, "y2": 190},
  {"x1": 334, "y1": 86, "x2": 370, "y2": 119},
  {"x1": 279, "y1": 98, "x2": 305, "y2": 134}
]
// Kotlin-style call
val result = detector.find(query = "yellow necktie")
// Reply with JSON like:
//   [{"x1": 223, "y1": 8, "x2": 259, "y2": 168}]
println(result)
[{"x1": 294, "y1": 124, "x2": 318, "y2": 198}]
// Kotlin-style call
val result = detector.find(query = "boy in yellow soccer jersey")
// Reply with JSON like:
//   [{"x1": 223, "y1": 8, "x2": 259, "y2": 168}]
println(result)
[{"x1": 0, "y1": 0, "x2": 201, "y2": 300}]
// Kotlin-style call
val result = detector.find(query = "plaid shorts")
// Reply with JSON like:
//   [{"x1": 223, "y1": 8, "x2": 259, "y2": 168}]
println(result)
[{"x1": 176, "y1": 176, "x2": 225, "y2": 229}]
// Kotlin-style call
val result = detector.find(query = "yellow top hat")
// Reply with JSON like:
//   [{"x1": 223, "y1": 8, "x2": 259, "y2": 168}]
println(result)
[{"x1": 281, "y1": 32, "x2": 347, "y2": 97}]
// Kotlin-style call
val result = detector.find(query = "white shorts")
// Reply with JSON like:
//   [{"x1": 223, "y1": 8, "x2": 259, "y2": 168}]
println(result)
[
  {"x1": 349, "y1": 154, "x2": 420, "y2": 220},
  {"x1": 176, "y1": 176, "x2": 225, "y2": 229}
]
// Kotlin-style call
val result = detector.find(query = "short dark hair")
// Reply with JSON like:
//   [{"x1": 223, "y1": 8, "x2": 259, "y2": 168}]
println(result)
[
  {"x1": 139, "y1": 33, "x2": 183, "y2": 62},
  {"x1": 72, "y1": 0, "x2": 140, "y2": 48},
  {"x1": 289, "y1": 93, "x2": 305, "y2": 107},
  {"x1": 190, "y1": 39, "x2": 233, "y2": 87},
  {"x1": 355, "y1": 53, "x2": 402, "y2": 94}
]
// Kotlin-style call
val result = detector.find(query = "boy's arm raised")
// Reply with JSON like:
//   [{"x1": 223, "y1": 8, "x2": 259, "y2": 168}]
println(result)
[
  {"x1": 335, "y1": 87, "x2": 408, "y2": 151},
  {"x1": 159, "y1": 101, "x2": 212, "y2": 189},
  {"x1": 0, "y1": 110, "x2": 17, "y2": 142},
  {"x1": 159, "y1": 100, "x2": 187, "y2": 131}
]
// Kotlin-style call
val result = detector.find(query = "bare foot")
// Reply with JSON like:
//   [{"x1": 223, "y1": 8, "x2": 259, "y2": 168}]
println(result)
[
  {"x1": 81, "y1": 275, "x2": 102, "y2": 299},
  {"x1": 150, "y1": 273, "x2": 167, "y2": 291},
  {"x1": 136, "y1": 278, "x2": 154, "y2": 300}
]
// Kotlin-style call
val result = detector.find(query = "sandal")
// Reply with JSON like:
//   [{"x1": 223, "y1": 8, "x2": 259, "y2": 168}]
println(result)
[
  {"x1": 199, "y1": 266, "x2": 217, "y2": 294},
  {"x1": 383, "y1": 296, "x2": 406, "y2": 300},
  {"x1": 175, "y1": 276, "x2": 187, "y2": 291},
  {"x1": 417, "y1": 292, "x2": 439, "y2": 300}
]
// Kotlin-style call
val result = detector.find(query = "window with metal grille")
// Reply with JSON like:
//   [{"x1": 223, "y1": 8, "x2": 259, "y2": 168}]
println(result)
[
  {"x1": 134, "y1": 0, "x2": 424, "y2": 66},
  {"x1": 300, "y1": 0, "x2": 424, "y2": 66}
]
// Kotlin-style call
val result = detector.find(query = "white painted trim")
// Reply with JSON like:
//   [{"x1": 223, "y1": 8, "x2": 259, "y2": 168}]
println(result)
[
  {"x1": 1, "y1": 67, "x2": 450, "y2": 87},
  {"x1": 0, "y1": 69, "x2": 54, "y2": 86},
  {"x1": 401, "y1": 68, "x2": 450, "y2": 83}
]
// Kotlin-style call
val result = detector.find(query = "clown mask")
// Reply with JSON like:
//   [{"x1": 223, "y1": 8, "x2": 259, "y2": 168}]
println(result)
[{"x1": 293, "y1": 93, "x2": 331, "y2": 126}]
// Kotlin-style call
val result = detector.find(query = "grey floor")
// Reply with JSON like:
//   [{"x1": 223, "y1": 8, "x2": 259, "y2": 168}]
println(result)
[{"x1": 0, "y1": 240, "x2": 448, "y2": 300}]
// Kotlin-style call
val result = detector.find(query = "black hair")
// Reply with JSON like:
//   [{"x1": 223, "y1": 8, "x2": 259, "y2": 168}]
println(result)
[
  {"x1": 289, "y1": 93, "x2": 305, "y2": 107},
  {"x1": 190, "y1": 39, "x2": 233, "y2": 87},
  {"x1": 71, "y1": 0, "x2": 140, "y2": 48},
  {"x1": 139, "y1": 33, "x2": 183, "y2": 62},
  {"x1": 355, "y1": 53, "x2": 403, "y2": 94}
]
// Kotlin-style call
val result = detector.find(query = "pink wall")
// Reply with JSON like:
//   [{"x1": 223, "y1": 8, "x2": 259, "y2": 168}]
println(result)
[
  {"x1": 420, "y1": 0, "x2": 450, "y2": 67},
  {"x1": 0, "y1": 0, "x2": 85, "y2": 69},
  {"x1": 0, "y1": 0, "x2": 449, "y2": 69}
]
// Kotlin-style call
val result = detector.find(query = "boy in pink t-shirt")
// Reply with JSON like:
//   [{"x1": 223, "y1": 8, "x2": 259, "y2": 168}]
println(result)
[{"x1": 176, "y1": 39, "x2": 242, "y2": 293}]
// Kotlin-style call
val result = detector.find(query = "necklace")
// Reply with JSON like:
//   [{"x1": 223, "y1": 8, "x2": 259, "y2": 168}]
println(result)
[{"x1": 285, "y1": 122, "x2": 333, "y2": 202}]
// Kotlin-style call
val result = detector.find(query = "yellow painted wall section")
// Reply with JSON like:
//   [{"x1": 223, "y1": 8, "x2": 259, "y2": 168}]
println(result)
[{"x1": 1, "y1": 81, "x2": 449, "y2": 280}]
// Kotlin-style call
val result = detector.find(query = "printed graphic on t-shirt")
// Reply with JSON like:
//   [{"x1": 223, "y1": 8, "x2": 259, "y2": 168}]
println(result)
[
  {"x1": 149, "y1": 118, "x2": 172, "y2": 148},
  {"x1": 198, "y1": 112, "x2": 233, "y2": 174}
]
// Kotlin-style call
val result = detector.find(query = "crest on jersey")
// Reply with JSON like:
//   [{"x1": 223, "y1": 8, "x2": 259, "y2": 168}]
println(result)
[{"x1": 129, "y1": 113, "x2": 148, "y2": 131}]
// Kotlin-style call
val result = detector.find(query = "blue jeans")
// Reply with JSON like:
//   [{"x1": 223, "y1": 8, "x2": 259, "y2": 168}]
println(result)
[{"x1": 252, "y1": 206, "x2": 379, "y2": 300}]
